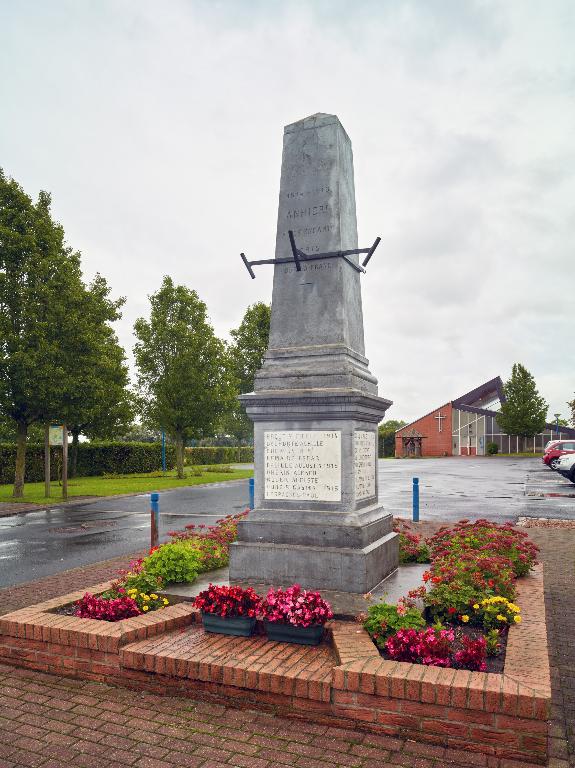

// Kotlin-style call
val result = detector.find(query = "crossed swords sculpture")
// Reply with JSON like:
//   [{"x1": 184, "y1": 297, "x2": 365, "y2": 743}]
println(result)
[{"x1": 240, "y1": 230, "x2": 381, "y2": 280}]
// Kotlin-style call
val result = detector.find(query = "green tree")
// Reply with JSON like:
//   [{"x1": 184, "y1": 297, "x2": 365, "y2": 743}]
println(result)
[
  {"x1": 567, "y1": 395, "x2": 575, "y2": 427},
  {"x1": 0, "y1": 170, "x2": 97, "y2": 497},
  {"x1": 133, "y1": 277, "x2": 231, "y2": 478},
  {"x1": 63, "y1": 276, "x2": 134, "y2": 476},
  {"x1": 378, "y1": 419, "x2": 407, "y2": 457},
  {"x1": 497, "y1": 364, "x2": 548, "y2": 441},
  {"x1": 224, "y1": 302, "x2": 271, "y2": 442}
]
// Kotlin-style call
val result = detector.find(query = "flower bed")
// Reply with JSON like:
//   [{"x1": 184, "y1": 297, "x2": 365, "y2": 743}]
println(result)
[
  {"x1": 364, "y1": 520, "x2": 538, "y2": 673},
  {"x1": 0, "y1": 562, "x2": 550, "y2": 764}
]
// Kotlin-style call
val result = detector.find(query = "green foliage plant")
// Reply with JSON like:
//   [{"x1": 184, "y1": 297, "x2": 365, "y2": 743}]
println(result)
[
  {"x1": 471, "y1": 596, "x2": 522, "y2": 630},
  {"x1": 497, "y1": 363, "x2": 548, "y2": 439},
  {"x1": 378, "y1": 419, "x2": 407, "y2": 457},
  {"x1": 121, "y1": 564, "x2": 164, "y2": 595},
  {"x1": 485, "y1": 629, "x2": 501, "y2": 656},
  {"x1": 423, "y1": 581, "x2": 487, "y2": 622},
  {"x1": 224, "y1": 302, "x2": 271, "y2": 443},
  {"x1": 364, "y1": 600, "x2": 426, "y2": 650},
  {"x1": 142, "y1": 541, "x2": 201, "y2": 584},
  {"x1": 133, "y1": 277, "x2": 233, "y2": 479},
  {"x1": 0, "y1": 170, "x2": 126, "y2": 497},
  {"x1": 486, "y1": 442, "x2": 499, "y2": 455},
  {"x1": 205, "y1": 464, "x2": 232, "y2": 473},
  {"x1": 184, "y1": 446, "x2": 253, "y2": 464},
  {"x1": 394, "y1": 522, "x2": 430, "y2": 563}
]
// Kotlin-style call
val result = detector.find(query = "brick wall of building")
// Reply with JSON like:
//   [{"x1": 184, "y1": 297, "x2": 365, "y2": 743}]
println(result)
[{"x1": 395, "y1": 404, "x2": 453, "y2": 457}]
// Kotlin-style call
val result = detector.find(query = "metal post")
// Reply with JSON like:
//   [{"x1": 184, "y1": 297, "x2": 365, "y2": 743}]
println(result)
[
  {"x1": 161, "y1": 431, "x2": 166, "y2": 472},
  {"x1": 249, "y1": 478, "x2": 255, "y2": 510},
  {"x1": 150, "y1": 492, "x2": 160, "y2": 549},
  {"x1": 62, "y1": 424, "x2": 68, "y2": 501},
  {"x1": 44, "y1": 424, "x2": 51, "y2": 498},
  {"x1": 412, "y1": 477, "x2": 419, "y2": 522}
]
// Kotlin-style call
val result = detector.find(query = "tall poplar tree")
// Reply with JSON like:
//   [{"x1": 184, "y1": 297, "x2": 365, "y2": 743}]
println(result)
[
  {"x1": 497, "y1": 364, "x2": 548, "y2": 441},
  {"x1": 0, "y1": 170, "x2": 131, "y2": 495},
  {"x1": 0, "y1": 171, "x2": 85, "y2": 496},
  {"x1": 133, "y1": 277, "x2": 231, "y2": 478},
  {"x1": 568, "y1": 394, "x2": 575, "y2": 427},
  {"x1": 64, "y1": 276, "x2": 133, "y2": 476}
]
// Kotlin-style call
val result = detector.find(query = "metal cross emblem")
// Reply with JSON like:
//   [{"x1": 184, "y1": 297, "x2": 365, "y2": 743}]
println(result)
[
  {"x1": 434, "y1": 412, "x2": 446, "y2": 433},
  {"x1": 240, "y1": 230, "x2": 381, "y2": 279}
]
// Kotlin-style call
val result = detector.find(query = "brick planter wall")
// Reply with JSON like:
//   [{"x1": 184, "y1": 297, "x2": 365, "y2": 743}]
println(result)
[
  {"x1": 0, "y1": 567, "x2": 550, "y2": 765},
  {"x1": 0, "y1": 581, "x2": 196, "y2": 679}
]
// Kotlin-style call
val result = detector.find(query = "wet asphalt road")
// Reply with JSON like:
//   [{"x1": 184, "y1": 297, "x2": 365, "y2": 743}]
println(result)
[
  {"x1": 0, "y1": 458, "x2": 573, "y2": 589},
  {"x1": 0, "y1": 480, "x2": 252, "y2": 588},
  {"x1": 385, "y1": 456, "x2": 575, "y2": 521}
]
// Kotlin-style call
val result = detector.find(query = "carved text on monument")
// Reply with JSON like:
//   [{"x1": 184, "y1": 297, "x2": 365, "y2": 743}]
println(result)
[
  {"x1": 354, "y1": 430, "x2": 376, "y2": 500},
  {"x1": 264, "y1": 430, "x2": 341, "y2": 501}
]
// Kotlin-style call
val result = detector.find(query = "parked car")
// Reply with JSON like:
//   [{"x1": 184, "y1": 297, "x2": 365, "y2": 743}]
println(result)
[
  {"x1": 556, "y1": 453, "x2": 575, "y2": 483},
  {"x1": 544, "y1": 439, "x2": 561, "y2": 452},
  {"x1": 543, "y1": 440, "x2": 575, "y2": 470}
]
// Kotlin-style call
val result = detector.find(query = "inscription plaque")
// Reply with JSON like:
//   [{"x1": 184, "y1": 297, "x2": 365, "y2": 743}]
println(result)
[
  {"x1": 354, "y1": 430, "x2": 376, "y2": 500},
  {"x1": 264, "y1": 430, "x2": 341, "y2": 501}
]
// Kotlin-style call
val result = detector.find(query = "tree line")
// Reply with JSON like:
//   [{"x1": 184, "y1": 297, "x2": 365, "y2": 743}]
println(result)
[{"x1": 0, "y1": 170, "x2": 269, "y2": 497}]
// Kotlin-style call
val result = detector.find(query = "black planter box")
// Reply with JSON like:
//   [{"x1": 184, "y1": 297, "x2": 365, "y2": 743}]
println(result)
[
  {"x1": 264, "y1": 621, "x2": 324, "y2": 646},
  {"x1": 201, "y1": 612, "x2": 256, "y2": 637}
]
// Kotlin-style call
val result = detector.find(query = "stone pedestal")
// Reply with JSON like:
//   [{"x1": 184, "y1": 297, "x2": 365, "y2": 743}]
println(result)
[{"x1": 229, "y1": 113, "x2": 398, "y2": 593}]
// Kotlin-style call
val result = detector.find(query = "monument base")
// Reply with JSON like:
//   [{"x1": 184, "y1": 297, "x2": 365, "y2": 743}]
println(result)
[{"x1": 229, "y1": 507, "x2": 398, "y2": 594}]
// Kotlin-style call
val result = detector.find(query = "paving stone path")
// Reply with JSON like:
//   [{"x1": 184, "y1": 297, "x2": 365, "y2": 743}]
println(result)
[{"x1": 0, "y1": 525, "x2": 573, "y2": 768}]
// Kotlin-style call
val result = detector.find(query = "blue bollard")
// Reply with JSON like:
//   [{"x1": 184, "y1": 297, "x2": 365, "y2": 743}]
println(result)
[
  {"x1": 150, "y1": 491, "x2": 160, "y2": 548},
  {"x1": 412, "y1": 477, "x2": 420, "y2": 522},
  {"x1": 248, "y1": 478, "x2": 255, "y2": 510}
]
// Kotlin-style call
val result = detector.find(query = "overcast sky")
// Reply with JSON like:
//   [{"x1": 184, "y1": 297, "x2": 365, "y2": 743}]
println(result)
[{"x1": 1, "y1": 0, "x2": 573, "y2": 423}]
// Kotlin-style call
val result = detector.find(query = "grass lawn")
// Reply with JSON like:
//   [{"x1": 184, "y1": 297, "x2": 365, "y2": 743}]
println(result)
[{"x1": 0, "y1": 465, "x2": 253, "y2": 505}]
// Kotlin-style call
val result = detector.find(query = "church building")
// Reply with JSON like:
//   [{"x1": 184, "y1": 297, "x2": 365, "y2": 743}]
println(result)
[{"x1": 395, "y1": 377, "x2": 575, "y2": 457}]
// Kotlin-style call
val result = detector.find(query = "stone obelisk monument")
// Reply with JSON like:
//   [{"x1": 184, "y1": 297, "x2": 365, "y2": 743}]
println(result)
[{"x1": 229, "y1": 113, "x2": 398, "y2": 593}]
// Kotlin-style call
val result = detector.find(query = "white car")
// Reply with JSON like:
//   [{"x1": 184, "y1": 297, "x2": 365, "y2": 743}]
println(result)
[{"x1": 556, "y1": 453, "x2": 575, "y2": 484}]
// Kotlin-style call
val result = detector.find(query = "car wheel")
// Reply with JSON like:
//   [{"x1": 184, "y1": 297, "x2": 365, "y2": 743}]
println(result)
[
  {"x1": 550, "y1": 458, "x2": 561, "y2": 470},
  {"x1": 570, "y1": 469, "x2": 575, "y2": 484}
]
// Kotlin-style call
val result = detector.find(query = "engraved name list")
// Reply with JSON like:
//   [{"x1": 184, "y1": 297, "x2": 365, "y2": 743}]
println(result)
[{"x1": 264, "y1": 430, "x2": 341, "y2": 502}]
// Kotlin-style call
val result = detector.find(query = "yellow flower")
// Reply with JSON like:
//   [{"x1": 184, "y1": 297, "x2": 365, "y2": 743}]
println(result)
[
  {"x1": 461, "y1": 615, "x2": 469, "y2": 623},
  {"x1": 496, "y1": 614, "x2": 507, "y2": 622},
  {"x1": 514, "y1": 615, "x2": 522, "y2": 623},
  {"x1": 142, "y1": 605, "x2": 149, "y2": 611},
  {"x1": 473, "y1": 604, "x2": 479, "y2": 610},
  {"x1": 163, "y1": 598, "x2": 169, "y2": 605},
  {"x1": 150, "y1": 594, "x2": 158, "y2": 600}
]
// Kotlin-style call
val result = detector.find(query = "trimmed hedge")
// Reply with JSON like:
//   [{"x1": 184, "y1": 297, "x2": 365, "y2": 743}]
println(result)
[
  {"x1": 185, "y1": 446, "x2": 253, "y2": 465},
  {"x1": 0, "y1": 442, "x2": 254, "y2": 484},
  {"x1": 0, "y1": 442, "x2": 176, "y2": 484},
  {"x1": 75, "y1": 442, "x2": 177, "y2": 477}
]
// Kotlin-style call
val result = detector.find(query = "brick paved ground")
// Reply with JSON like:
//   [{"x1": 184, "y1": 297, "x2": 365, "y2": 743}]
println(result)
[{"x1": 0, "y1": 525, "x2": 573, "y2": 768}]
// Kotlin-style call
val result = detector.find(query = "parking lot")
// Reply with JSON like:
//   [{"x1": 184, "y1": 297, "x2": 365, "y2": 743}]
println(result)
[{"x1": 379, "y1": 455, "x2": 575, "y2": 522}]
